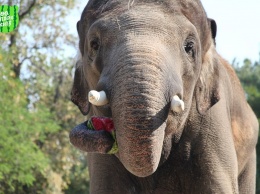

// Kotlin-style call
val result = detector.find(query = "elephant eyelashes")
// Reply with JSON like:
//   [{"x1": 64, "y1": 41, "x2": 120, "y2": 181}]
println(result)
[{"x1": 184, "y1": 41, "x2": 195, "y2": 58}]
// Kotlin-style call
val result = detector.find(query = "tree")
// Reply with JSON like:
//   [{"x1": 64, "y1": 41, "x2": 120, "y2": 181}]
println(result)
[
  {"x1": 233, "y1": 58, "x2": 260, "y2": 193},
  {"x1": 0, "y1": 1, "x2": 89, "y2": 193},
  {"x1": 0, "y1": 48, "x2": 59, "y2": 193}
]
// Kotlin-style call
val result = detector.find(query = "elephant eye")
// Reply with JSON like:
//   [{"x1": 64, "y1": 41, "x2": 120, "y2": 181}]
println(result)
[
  {"x1": 184, "y1": 42, "x2": 194, "y2": 57},
  {"x1": 90, "y1": 39, "x2": 100, "y2": 51},
  {"x1": 88, "y1": 38, "x2": 100, "y2": 62},
  {"x1": 184, "y1": 41, "x2": 195, "y2": 58}
]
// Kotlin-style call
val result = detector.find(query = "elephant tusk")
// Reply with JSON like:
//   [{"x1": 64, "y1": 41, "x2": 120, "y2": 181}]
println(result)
[
  {"x1": 171, "y1": 95, "x2": 185, "y2": 113},
  {"x1": 88, "y1": 90, "x2": 109, "y2": 106}
]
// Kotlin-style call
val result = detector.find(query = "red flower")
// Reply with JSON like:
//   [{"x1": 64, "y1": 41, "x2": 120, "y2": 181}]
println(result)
[
  {"x1": 103, "y1": 118, "x2": 114, "y2": 132},
  {"x1": 91, "y1": 117, "x2": 114, "y2": 132}
]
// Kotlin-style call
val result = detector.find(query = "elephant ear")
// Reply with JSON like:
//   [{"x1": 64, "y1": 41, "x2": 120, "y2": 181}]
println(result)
[
  {"x1": 195, "y1": 53, "x2": 220, "y2": 115},
  {"x1": 208, "y1": 18, "x2": 217, "y2": 45},
  {"x1": 71, "y1": 61, "x2": 90, "y2": 115}
]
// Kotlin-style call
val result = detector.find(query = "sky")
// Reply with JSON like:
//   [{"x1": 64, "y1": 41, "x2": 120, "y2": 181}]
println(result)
[
  {"x1": 71, "y1": 1, "x2": 260, "y2": 64},
  {"x1": 201, "y1": 0, "x2": 260, "y2": 64}
]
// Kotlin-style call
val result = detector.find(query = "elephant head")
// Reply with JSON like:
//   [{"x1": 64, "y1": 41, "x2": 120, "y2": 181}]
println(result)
[{"x1": 70, "y1": 0, "x2": 220, "y2": 177}]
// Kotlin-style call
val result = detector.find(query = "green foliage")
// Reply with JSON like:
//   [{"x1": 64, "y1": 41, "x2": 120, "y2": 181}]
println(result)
[
  {"x1": 0, "y1": 1, "x2": 90, "y2": 193},
  {"x1": 234, "y1": 59, "x2": 260, "y2": 118},
  {"x1": 0, "y1": 49, "x2": 59, "y2": 193},
  {"x1": 65, "y1": 156, "x2": 90, "y2": 194},
  {"x1": 233, "y1": 58, "x2": 260, "y2": 193}
]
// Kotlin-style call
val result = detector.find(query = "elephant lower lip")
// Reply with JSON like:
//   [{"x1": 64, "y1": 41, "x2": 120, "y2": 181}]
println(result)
[{"x1": 69, "y1": 120, "x2": 115, "y2": 154}]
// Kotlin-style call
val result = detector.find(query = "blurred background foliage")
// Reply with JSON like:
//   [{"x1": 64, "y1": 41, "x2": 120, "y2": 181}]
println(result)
[
  {"x1": 0, "y1": 0, "x2": 259, "y2": 194},
  {"x1": 233, "y1": 58, "x2": 260, "y2": 193},
  {"x1": 0, "y1": 0, "x2": 88, "y2": 193}
]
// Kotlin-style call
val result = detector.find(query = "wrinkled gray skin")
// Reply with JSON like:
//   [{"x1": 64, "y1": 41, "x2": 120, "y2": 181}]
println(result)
[{"x1": 70, "y1": 0, "x2": 259, "y2": 193}]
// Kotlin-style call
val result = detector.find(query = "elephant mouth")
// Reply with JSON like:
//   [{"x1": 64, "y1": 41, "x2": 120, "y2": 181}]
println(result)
[{"x1": 69, "y1": 116, "x2": 118, "y2": 154}]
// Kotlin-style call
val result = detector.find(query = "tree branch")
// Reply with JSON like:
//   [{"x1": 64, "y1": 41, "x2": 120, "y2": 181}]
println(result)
[
  {"x1": 53, "y1": 73, "x2": 63, "y2": 104},
  {"x1": 13, "y1": 56, "x2": 31, "y2": 78},
  {"x1": 9, "y1": 0, "x2": 37, "y2": 48},
  {"x1": 19, "y1": 0, "x2": 37, "y2": 21},
  {"x1": 30, "y1": 62, "x2": 50, "y2": 77}
]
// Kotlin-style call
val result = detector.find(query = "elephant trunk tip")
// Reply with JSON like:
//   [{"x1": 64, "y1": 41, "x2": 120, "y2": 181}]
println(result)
[
  {"x1": 128, "y1": 164, "x2": 158, "y2": 178},
  {"x1": 120, "y1": 150, "x2": 161, "y2": 178},
  {"x1": 117, "y1": 126, "x2": 165, "y2": 178}
]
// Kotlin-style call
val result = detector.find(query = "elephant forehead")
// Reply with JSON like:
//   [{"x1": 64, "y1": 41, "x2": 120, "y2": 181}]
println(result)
[
  {"x1": 83, "y1": 0, "x2": 207, "y2": 27},
  {"x1": 89, "y1": 4, "x2": 197, "y2": 42},
  {"x1": 82, "y1": 0, "x2": 211, "y2": 55},
  {"x1": 116, "y1": 6, "x2": 183, "y2": 29}
]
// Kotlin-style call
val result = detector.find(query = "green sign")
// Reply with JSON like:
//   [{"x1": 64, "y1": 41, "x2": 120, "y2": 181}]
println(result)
[{"x1": 0, "y1": 5, "x2": 19, "y2": 33}]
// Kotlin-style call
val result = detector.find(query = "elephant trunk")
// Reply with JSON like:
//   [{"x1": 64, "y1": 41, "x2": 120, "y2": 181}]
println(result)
[{"x1": 110, "y1": 56, "x2": 170, "y2": 177}]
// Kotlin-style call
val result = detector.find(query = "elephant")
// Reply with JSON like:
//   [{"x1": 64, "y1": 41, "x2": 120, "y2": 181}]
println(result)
[{"x1": 69, "y1": 0, "x2": 259, "y2": 193}]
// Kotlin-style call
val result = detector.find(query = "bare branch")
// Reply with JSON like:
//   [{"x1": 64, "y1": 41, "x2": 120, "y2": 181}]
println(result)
[
  {"x1": 19, "y1": 56, "x2": 31, "y2": 65},
  {"x1": 19, "y1": 0, "x2": 36, "y2": 21},
  {"x1": 12, "y1": 56, "x2": 31, "y2": 78},
  {"x1": 9, "y1": 1, "x2": 37, "y2": 53},
  {"x1": 30, "y1": 62, "x2": 50, "y2": 77},
  {"x1": 53, "y1": 73, "x2": 63, "y2": 104},
  {"x1": 8, "y1": 33, "x2": 16, "y2": 48}
]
